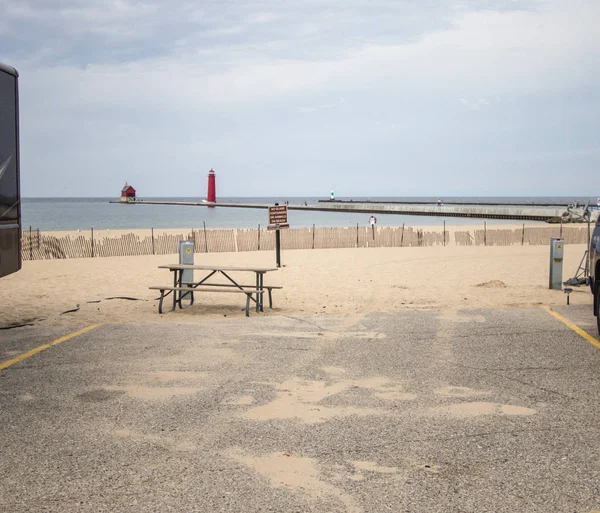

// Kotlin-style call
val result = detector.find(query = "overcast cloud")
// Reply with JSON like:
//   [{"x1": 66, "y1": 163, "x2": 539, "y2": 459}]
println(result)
[{"x1": 1, "y1": 0, "x2": 599, "y2": 197}]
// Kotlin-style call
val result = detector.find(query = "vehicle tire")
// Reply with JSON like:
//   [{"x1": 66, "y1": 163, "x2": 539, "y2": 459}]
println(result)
[{"x1": 596, "y1": 283, "x2": 600, "y2": 337}]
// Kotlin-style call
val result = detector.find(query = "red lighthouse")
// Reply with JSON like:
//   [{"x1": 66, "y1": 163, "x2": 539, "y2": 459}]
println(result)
[{"x1": 207, "y1": 168, "x2": 216, "y2": 205}]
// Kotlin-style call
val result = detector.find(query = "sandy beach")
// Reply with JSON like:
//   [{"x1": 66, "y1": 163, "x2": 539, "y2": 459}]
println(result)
[{"x1": 1, "y1": 237, "x2": 592, "y2": 329}]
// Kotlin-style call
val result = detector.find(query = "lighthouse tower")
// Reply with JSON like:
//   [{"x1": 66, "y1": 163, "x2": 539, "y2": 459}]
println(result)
[{"x1": 207, "y1": 169, "x2": 216, "y2": 205}]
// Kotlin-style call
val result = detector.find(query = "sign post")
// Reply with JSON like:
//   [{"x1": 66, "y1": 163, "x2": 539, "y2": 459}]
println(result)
[
  {"x1": 268, "y1": 205, "x2": 289, "y2": 267},
  {"x1": 275, "y1": 229, "x2": 281, "y2": 268}
]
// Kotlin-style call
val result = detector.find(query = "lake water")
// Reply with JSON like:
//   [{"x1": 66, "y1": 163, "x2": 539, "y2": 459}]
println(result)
[{"x1": 21, "y1": 197, "x2": 595, "y2": 231}]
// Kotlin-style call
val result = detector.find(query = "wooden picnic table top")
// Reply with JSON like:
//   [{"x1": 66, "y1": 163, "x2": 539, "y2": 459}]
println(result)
[{"x1": 158, "y1": 264, "x2": 279, "y2": 273}]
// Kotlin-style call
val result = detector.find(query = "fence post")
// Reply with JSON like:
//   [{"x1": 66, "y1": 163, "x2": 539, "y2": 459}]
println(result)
[
  {"x1": 203, "y1": 221, "x2": 208, "y2": 253},
  {"x1": 521, "y1": 223, "x2": 525, "y2": 246},
  {"x1": 443, "y1": 221, "x2": 446, "y2": 247},
  {"x1": 400, "y1": 224, "x2": 405, "y2": 247},
  {"x1": 258, "y1": 224, "x2": 261, "y2": 251},
  {"x1": 560, "y1": 221, "x2": 563, "y2": 238},
  {"x1": 91, "y1": 227, "x2": 94, "y2": 257},
  {"x1": 151, "y1": 228, "x2": 155, "y2": 255},
  {"x1": 37, "y1": 228, "x2": 40, "y2": 249},
  {"x1": 484, "y1": 222, "x2": 487, "y2": 246},
  {"x1": 312, "y1": 224, "x2": 315, "y2": 249},
  {"x1": 29, "y1": 226, "x2": 32, "y2": 260},
  {"x1": 356, "y1": 223, "x2": 359, "y2": 248}
]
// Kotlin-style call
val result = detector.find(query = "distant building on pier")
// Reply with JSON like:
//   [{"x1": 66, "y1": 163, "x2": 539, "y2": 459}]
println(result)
[{"x1": 120, "y1": 183, "x2": 136, "y2": 202}]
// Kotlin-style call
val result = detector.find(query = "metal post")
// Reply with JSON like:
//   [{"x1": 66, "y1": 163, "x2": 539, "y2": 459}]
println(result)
[
  {"x1": 549, "y1": 237, "x2": 564, "y2": 289},
  {"x1": 275, "y1": 229, "x2": 281, "y2": 267},
  {"x1": 91, "y1": 227, "x2": 94, "y2": 257},
  {"x1": 560, "y1": 221, "x2": 563, "y2": 238},
  {"x1": 443, "y1": 221, "x2": 446, "y2": 247},
  {"x1": 29, "y1": 226, "x2": 32, "y2": 259},
  {"x1": 522, "y1": 223, "x2": 525, "y2": 246},
  {"x1": 484, "y1": 222, "x2": 487, "y2": 246},
  {"x1": 151, "y1": 228, "x2": 155, "y2": 255},
  {"x1": 203, "y1": 221, "x2": 208, "y2": 253},
  {"x1": 258, "y1": 224, "x2": 261, "y2": 251},
  {"x1": 586, "y1": 216, "x2": 591, "y2": 276},
  {"x1": 37, "y1": 228, "x2": 40, "y2": 248}
]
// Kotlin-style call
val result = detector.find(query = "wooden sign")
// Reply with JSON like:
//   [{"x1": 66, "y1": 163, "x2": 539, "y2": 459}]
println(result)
[{"x1": 268, "y1": 205, "x2": 288, "y2": 224}]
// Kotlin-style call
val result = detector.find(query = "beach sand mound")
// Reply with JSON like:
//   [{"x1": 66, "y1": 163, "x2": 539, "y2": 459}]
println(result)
[{"x1": 476, "y1": 280, "x2": 507, "y2": 288}]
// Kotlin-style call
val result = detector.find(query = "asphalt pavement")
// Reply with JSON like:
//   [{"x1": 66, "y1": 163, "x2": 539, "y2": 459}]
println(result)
[{"x1": 1, "y1": 306, "x2": 599, "y2": 513}]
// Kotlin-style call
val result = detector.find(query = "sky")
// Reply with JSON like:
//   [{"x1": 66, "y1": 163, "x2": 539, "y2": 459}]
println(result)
[{"x1": 1, "y1": 0, "x2": 599, "y2": 198}]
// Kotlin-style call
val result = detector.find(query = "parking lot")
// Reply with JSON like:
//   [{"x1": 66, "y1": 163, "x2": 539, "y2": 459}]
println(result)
[{"x1": 1, "y1": 305, "x2": 599, "y2": 512}]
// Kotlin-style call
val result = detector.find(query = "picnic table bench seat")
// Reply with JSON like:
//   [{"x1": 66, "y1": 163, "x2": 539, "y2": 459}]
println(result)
[
  {"x1": 149, "y1": 286, "x2": 264, "y2": 316},
  {"x1": 181, "y1": 282, "x2": 282, "y2": 309}
]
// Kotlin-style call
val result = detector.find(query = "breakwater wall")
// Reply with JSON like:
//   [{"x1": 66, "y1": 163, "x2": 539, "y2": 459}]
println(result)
[
  {"x1": 114, "y1": 199, "x2": 590, "y2": 223},
  {"x1": 20, "y1": 225, "x2": 589, "y2": 261}
]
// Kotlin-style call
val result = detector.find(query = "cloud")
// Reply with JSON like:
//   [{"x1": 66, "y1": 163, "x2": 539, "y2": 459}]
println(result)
[
  {"x1": 460, "y1": 98, "x2": 490, "y2": 110},
  {"x1": 10, "y1": 0, "x2": 599, "y2": 111},
  {"x1": 2, "y1": 0, "x2": 600, "y2": 196}
]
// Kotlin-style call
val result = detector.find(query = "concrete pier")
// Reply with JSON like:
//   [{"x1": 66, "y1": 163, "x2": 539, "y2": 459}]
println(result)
[
  {"x1": 319, "y1": 199, "x2": 587, "y2": 207},
  {"x1": 108, "y1": 199, "x2": 596, "y2": 223}
]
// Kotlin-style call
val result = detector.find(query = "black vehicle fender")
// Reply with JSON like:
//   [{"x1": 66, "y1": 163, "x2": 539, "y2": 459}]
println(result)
[{"x1": 594, "y1": 262, "x2": 600, "y2": 317}]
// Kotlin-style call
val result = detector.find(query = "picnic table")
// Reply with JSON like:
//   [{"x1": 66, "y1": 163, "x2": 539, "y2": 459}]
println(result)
[{"x1": 150, "y1": 264, "x2": 280, "y2": 316}]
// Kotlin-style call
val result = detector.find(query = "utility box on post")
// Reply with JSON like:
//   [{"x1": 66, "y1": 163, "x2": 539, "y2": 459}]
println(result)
[
  {"x1": 549, "y1": 237, "x2": 564, "y2": 290},
  {"x1": 179, "y1": 240, "x2": 194, "y2": 304}
]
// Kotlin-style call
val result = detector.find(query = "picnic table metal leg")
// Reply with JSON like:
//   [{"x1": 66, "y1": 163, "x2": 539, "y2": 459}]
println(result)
[
  {"x1": 178, "y1": 270, "x2": 185, "y2": 309},
  {"x1": 259, "y1": 273, "x2": 265, "y2": 312},
  {"x1": 172, "y1": 270, "x2": 179, "y2": 311},
  {"x1": 220, "y1": 270, "x2": 259, "y2": 308},
  {"x1": 158, "y1": 290, "x2": 165, "y2": 314},
  {"x1": 195, "y1": 270, "x2": 218, "y2": 287},
  {"x1": 268, "y1": 288, "x2": 273, "y2": 309},
  {"x1": 255, "y1": 273, "x2": 260, "y2": 312},
  {"x1": 245, "y1": 293, "x2": 251, "y2": 317},
  {"x1": 177, "y1": 270, "x2": 217, "y2": 311}
]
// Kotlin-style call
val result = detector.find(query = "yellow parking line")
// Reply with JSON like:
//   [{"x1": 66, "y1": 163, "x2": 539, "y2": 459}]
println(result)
[
  {"x1": 541, "y1": 306, "x2": 600, "y2": 350},
  {"x1": 0, "y1": 324, "x2": 102, "y2": 371}
]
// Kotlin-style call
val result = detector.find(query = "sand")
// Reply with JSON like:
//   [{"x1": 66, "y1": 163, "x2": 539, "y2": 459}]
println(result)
[
  {"x1": 0, "y1": 236, "x2": 592, "y2": 329},
  {"x1": 227, "y1": 448, "x2": 362, "y2": 513}
]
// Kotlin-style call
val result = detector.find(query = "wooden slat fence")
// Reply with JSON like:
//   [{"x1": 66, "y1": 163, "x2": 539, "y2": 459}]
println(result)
[
  {"x1": 20, "y1": 225, "x2": 590, "y2": 260},
  {"x1": 458, "y1": 225, "x2": 589, "y2": 247}
]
